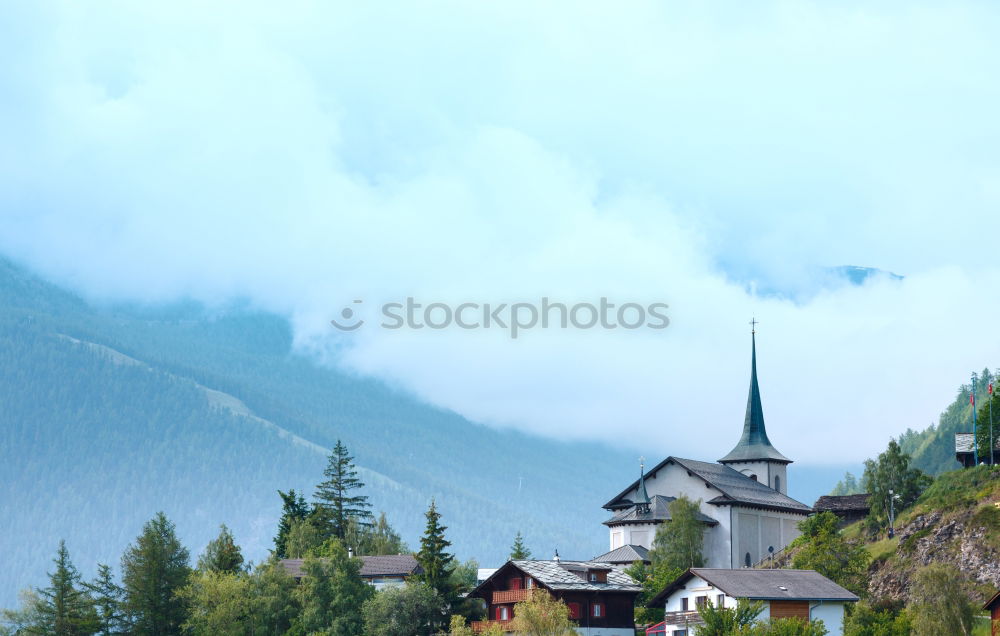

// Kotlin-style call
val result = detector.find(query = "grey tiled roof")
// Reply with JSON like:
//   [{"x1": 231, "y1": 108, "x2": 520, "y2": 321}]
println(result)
[
  {"x1": 649, "y1": 568, "x2": 859, "y2": 607},
  {"x1": 511, "y1": 560, "x2": 641, "y2": 593},
  {"x1": 592, "y1": 544, "x2": 650, "y2": 564},
  {"x1": 604, "y1": 494, "x2": 719, "y2": 527},
  {"x1": 671, "y1": 457, "x2": 812, "y2": 513},
  {"x1": 956, "y1": 433, "x2": 1000, "y2": 452},
  {"x1": 813, "y1": 494, "x2": 870, "y2": 512},
  {"x1": 279, "y1": 555, "x2": 421, "y2": 579}
]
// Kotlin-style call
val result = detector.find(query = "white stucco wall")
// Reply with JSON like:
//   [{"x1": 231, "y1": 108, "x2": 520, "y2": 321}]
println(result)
[
  {"x1": 729, "y1": 505, "x2": 806, "y2": 567},
  {"x1": 721, "y1": 460, "x2": 788, "y2": 495},
  {"x1": 810, "y1": 601, "x2": 847, "y2": 635}
]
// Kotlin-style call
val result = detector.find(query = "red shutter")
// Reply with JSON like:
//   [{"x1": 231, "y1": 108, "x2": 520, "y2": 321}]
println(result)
[
  {"x1": 567, "y1": 602, "x2": 581, "y2": 619},
  {"x1": 509, "y1": 577, "x2": 522, "y2": 590}
]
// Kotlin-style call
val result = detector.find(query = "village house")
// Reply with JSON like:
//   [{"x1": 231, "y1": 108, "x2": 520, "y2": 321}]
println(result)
[
  {"x1": 955, "y1": 433, "x2": 1000, "y2": 467},
  {"x1": 602, "y1": 332, "x2": 813, "y2": 568},
  {"x1": 279, "y1": 554, "x2": 422, "y2": 590},
  {"x1": 812, "y1": 494, "x2": 871, "y2": 527},
  {"x1": 646, "y1": 568, "x2": 859, "y2": 635},
  {"x1": 468, "y1": 557, "x2": 641, "y2": 635},
  {"x1": 984, "y1": 589, "x2": 1000, "y2": 636}
]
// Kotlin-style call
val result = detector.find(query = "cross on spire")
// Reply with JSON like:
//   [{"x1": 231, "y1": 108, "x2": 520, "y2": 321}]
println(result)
[{"x1": 750, "y1": 317, "x2": 759, "y2": 334}]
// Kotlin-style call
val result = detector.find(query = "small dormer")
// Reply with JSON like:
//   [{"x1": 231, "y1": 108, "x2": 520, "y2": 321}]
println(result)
[{"x1": 585, "y1": 567, "x2": 610, "y2": 584}]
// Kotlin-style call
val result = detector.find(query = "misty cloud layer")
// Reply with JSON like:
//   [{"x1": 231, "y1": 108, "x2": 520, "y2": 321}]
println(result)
[{"x1": 2, "y1": 1, "x2": 1000, "y2": 464}]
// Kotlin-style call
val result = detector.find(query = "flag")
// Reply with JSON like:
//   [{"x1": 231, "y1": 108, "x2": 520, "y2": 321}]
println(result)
[
  {"x1": 990, "y1": 382, "x2": 994, "y2": 396},
  {"x1": 971, "y1": 392, "x2": 976, "y2": 405}
]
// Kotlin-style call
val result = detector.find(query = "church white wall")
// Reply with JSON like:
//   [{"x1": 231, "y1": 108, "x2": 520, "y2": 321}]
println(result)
[
  {"x1": 730, "y1": 505, "x2": 806, "y2": 567},
  {"x1": 610, "y1": 523, "x2": 654, "y2": 550},
  {"x1": 722, "y1": 460, "x2": 788, "y2": 494}
]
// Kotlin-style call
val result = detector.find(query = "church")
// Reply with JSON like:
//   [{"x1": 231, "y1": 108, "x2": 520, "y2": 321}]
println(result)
[{"x1": 596, "y1": 331, "x2": 812, "y2": 569}]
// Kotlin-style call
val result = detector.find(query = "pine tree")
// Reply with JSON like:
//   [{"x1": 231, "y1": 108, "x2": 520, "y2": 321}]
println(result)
[
  {"x1": 273, "y1": 489, "x2": 311, "y2": 559},
  {"x1": 197, "y1": 524, "x2": 244, "y2": 574},
  {"x1": 34, "y1": 541, "x2": 99, "y2": 635},
  {"x1": 415, "y1": 499, "x2": 456, "y2": 603},
  {"x1": 509, "y1": 531, "x2": 531, "y2": 560},
  {"x1": 314, "y1": 440, "x2": 374, "y2": 540},
  {"x1": 85, "y1": 563, "x2": 127, "y2": 635},
  {"x1": 120, "y1": 512, "x2": 191, "y2": 636}
]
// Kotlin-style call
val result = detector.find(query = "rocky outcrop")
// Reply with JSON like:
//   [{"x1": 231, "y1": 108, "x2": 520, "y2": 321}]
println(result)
[{"x1": 867, "y1": 507, "x2": 1000, "y2": 601}]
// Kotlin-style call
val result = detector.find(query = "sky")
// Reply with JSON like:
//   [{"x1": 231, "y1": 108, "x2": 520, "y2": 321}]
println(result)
[{"x1": 2, "y1": 1, "x2": 1000, "y2": 465}]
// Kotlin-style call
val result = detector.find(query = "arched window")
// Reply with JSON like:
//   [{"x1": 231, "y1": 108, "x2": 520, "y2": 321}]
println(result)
[
  {"x1": 749, "y1": 474, "x2": 757, "y2": 482},
  {"x1": 774, "y1": 475, "x2": 781, "y2": 492},
  {"x1": 744, "y1": 552, "x2": 752, "y2": 567}
]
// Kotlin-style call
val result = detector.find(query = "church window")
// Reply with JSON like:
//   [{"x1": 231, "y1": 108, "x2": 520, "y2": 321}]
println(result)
[
  {"x1": 744, "y1": 552, "x2": 752, "y2": 567},
  {"x1": 774, "y1": 475, "x2": 781, "y2": 491},
  {"x1": 749, "y1": 474, "x2": 757, "y2": 481}
]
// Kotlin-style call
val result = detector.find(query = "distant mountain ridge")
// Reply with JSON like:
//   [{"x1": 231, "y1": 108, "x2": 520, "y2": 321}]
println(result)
[{"x1": 0, "y1": 257, "x2": 640, "y2": 607}]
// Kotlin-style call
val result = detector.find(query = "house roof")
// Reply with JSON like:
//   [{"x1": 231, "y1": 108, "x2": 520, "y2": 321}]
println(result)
[
  {"x1": 719, "y1": 333, "x2": 791, "y2": 464},
  {"x1": 648, "y1": 568, "x2": 860, "y2": 608},
  {"x1": 956, "y1": 433, "x2": 1000, "y2": 453},
  {"x1": 604, "y1": 457, "x2": 811, "y2": 515},
  {"x1": 470, "y1": 560, "x2": 641, "y2": 597},
  {"x1": 813, "y1": 494, "x2": 871, "y2": 512},
  {"x1": 604, "y1": 494, "x2": 720, "y2": 527},
  {"x1": 984, "y1": 590, "x2": 1000, "y2": 611},
  {"x1": 592, "y1": 544, "x2": 650, "y2": 564},
  {"x1": 278, "y1": 554, "x2": 421, "y2": 579}
]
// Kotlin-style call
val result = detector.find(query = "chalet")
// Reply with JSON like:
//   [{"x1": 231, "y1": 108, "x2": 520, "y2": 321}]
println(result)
[
  {"x1": 468, "y1": 558, "x2": 641, "y2": 635},
  {"x1": 812, "y1": 494, "x2": 871, "y2": 527},
  {"x1": 955, "y1": 433, "x2": 1000, "y2": 467},
  {"x1": 646, "y1": 568, "x2": 859, "y2": 636},
  {"x1": 279, "y1": 554, "x2": 422, "y2": 590},
  {"x1": 984, "y1": 589, "x2": 1000, "y2": 636},
  {"x1": 603, "y1": 333, "x2": 812, "y2": 569}
]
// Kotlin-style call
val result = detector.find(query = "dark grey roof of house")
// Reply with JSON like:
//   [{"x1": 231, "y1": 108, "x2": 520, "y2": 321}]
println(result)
[
  {"x1": 513, "y1": 560, "x2": 641, "y2": 592},
  {"x1": 604, "y1": 457, "x2": 810, "y2": 514},
  {"x1": 648, "y1": 568, "x2": 859, "y2": 607},
  {"x1": 278, "y1": 555, "x2": 421, "y2": 579},
  {"x1": 956, "y1": 433, "x2": 1000, "y2": 453},
  {"x1": 719, "y1": 333, "x2": 791, "y2": 464},
  {"x1": 604, "y1": 494, "x2": 720, "y2": 527},
  {"x1": 471, "y1": 560, "x2": 641, "y2": 596},
  {"x1": 592, "y1": 544, "x2": 650, "y2": 564},
  {"x1": 813, "y1": 494, "x2": 871, "y2": 512}
]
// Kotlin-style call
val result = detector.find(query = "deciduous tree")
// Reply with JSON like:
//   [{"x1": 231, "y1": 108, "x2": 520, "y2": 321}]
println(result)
[
  {"x1": 292, "y1": 541, "x2": 372, "y2": 636},
  {"x1": 197, "y1": 524, "x2": 244, "y2": 574},
  {"x1": 790, "y1": 512, "x2": 868, "y2": 596},
  {"x1": 510, "y1": 590, "x2": 576, "y2": 636},
  {"x1": 649, "y1": 495, "x2": 705, "y2": 570},
  {"x1": 361, "y1": 583, "x2": 443, "y2": 636},
  {"x1": 861, "y1": 440, "x2": 931, "y2": 532},
  {"x1": 908, "y1": 563, "x2": 974, "y2": 636}
]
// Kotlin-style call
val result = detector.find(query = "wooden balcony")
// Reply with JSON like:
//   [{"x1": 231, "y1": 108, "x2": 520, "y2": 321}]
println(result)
[
  {"x1": 491, "y1": 588, "x2": 534, "y2": 604},
  {"x1": 471, "y1": 619, "x2": 513, "y2": 633}
]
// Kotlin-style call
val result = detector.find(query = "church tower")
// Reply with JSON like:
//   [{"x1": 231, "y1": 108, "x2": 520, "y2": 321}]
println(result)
[{"x1": 718, "y1": 329, "x2": 792, "y2": 494}]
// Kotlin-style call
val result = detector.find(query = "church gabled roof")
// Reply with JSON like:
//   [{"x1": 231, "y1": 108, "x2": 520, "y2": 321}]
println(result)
[
  {"x1": 603, "y1": 494, "x2": 719, "y2": 527},
  {"x1": 718, "y1": 332, "x2": 791, "y2": 464},
  {"x1": 603, "y1": 457, "x2": 811, "y2": 515}
]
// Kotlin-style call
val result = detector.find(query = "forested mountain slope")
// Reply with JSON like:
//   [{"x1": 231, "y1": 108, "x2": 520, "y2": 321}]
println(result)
[
  {"x1": 898, "y1": 369, "x2": 996, "y2": 475},
  {"x1": 0, "y1": 258, "x2": 637, "y2": 607}
]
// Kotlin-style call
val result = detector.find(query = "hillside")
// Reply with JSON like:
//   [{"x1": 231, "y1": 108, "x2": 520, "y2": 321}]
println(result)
[
  {"x1": 863, "y1": 465, "x2": 1000, "y2": 602},
  {"x1": 898, "y1": 370, "x2": 996, "y2": 476},
  {"x1": 0, "y1": 258, "x2": 642, "y2": 607}
]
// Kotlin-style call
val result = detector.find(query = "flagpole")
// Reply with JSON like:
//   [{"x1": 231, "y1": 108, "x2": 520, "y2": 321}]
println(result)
[
  {"x1": 990, "y1": 378, "x2": 995, "y2": 466},
  {"x1": 972, "y1": 372, "x2": 979, "y2": 466}
]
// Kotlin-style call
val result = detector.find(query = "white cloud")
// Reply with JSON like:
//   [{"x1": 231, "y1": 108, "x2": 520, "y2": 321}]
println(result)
[{"x1": 2, "y1": 1, "x2": 1000, "y2": 464}]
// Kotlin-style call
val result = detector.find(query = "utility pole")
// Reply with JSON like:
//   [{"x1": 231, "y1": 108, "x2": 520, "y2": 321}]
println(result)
[
  {"x1": 972, "y1": 372, "x2": 979, "y2": 466},
  {"x1": 888, "y1": 489, "x2": 900, "y2": 539}
]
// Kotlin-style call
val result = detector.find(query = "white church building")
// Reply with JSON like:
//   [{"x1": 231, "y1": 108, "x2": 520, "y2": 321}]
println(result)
[{"x1": 597, "y1": 332, "x2": 812, "y2": 569}]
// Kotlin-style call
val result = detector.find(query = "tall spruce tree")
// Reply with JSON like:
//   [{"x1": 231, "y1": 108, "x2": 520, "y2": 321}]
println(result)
[
  {"x1": 415, "y1": 499, "x2": 456, "y2": 601},
  {"x1": 197, "y1": 524, "x2": 244, "y2": 574},
  {"x1": 314, "y1": 440, "x2": 373, "y2": 540},
  {"x1": 85, "y1": 563, "x2": 127, "y2": 635},
  {"x1": 273, "y1": 489, "x2": 311, "y2": 559},
  {"x1": 34, "y1": 541, "x2": 99, "y2": 635},
  {"x1": 509, "y1": 532, "x2": 531, "y2": 560},
  {"x1": 120, "y1": 512, "x2": 191, "y2": 636}
]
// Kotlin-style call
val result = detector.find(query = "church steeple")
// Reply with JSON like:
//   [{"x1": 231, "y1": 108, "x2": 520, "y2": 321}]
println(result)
[
  {"x1": 719, "y1": 327, "x2": 791, "y2": 464},
  {"x1": 635, "y1": 457, "x2": 650, "y2": 513}
]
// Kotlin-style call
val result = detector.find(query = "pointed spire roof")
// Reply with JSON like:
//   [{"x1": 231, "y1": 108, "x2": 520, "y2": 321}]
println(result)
[
  {"x1": 635, "y1": 459, "x2": 650, "y2": 509},
  {"x1": 719, "y1": 331, "x2": 792, "y2": 464}
]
